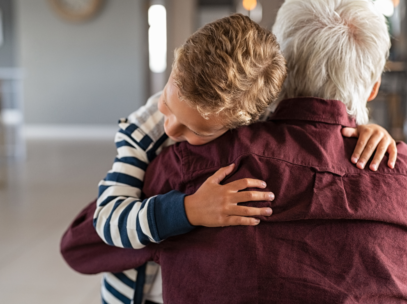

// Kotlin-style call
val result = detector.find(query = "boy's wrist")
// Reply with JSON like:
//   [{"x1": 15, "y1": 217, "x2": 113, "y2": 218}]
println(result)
[
  {"x1": 152, "y1": 190, "x2": 195, "y2": 240},
  {"x1": 184, "y1": 194, "x2": 199, "y2": 226}
]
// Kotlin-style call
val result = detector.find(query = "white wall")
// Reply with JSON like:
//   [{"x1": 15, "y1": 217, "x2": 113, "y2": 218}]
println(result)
[{"x1": 15, "y1": 0, "x2": 149, "y2": 125}]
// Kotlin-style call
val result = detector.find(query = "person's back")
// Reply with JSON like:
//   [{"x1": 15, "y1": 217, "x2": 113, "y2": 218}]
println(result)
[{"x1": 143, "y1": 97, "x2": 407, "y2": 303}]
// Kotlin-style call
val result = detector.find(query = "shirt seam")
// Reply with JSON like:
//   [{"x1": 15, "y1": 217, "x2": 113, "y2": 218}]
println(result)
[
  {"x1": 185, "y1": 152, "x2": 407, "y2": 177},
  {"x1": 270, "y1": 115, "x2": 354, "y2": 127}
]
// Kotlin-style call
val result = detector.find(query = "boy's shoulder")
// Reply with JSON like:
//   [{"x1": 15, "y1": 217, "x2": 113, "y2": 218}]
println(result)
[
  {"x1": 126, "y1": 91, "x2": 163, "y2": 123},
  {"x1": 146, "y1": 91, "x2": 162, "y2": 106},
  {"x1": 117, "y1": 91, "x2": 166, "y2": 144}
]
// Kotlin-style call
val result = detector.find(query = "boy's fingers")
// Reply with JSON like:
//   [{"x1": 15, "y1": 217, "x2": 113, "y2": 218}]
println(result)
[
  {"x1": 226, "y1": 178, "x2": 267, "y2": 191},
  {"x1": 342, "y1": 127, "x2": 359, "y2": 138},
  {"x1": 225, "y1": 216, "x2": 261, "y2": 226},
  {"x1": 356, "y1": 135, "x2": 382, "y2": 169},
  {"x1": 229, "y1": 206, "x2": 273, "y2": 217},
  {"x1": 387, "y1": 141, "x2": 397, "y2": 169},
  {"x1": 369, "y1": 140, "x2": 389, "y2": 171},
  {"x1": 352, "y1": 130, "x2": 373, "y2": 164},
  {"x1": 232, "y1": 191, "x2": 274, "y2": 203},
  {"x1": 209, "y1": 164, "x2": 235, "y2": 184}
]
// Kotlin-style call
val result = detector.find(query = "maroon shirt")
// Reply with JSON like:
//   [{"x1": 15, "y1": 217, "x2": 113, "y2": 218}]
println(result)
[{"x1": 62, "y1": 97, "x2": 407, "y2": 303}]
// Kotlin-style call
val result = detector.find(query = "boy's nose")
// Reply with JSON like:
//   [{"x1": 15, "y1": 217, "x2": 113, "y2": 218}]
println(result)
[{"x1": 165, "y1": 118, "x2": 183, "y2": 138}]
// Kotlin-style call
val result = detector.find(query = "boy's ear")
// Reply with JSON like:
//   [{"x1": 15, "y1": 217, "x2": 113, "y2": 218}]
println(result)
[{"x1": 367, "y1": 77, "x2": 381, "y2": 102}]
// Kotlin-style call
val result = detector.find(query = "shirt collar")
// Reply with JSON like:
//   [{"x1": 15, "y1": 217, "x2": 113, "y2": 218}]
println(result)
[{"x1": 270, "y1": 97, "x2": 357, "y2": 128}]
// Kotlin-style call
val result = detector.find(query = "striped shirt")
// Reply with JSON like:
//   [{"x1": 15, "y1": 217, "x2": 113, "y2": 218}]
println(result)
[{"x1": 94, "y1": 92, "x2": 194, "y2": 304}]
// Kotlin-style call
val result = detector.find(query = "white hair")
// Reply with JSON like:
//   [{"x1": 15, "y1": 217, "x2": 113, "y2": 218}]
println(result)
[{"x1": 272, "y1": 0, "x2": 390, "y2": 124}]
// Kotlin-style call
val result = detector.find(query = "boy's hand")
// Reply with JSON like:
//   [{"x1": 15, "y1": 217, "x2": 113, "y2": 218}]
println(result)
[
  {"x1": 342, "y1": 124, "x2": 397, "y2": 171},
  {"x1": 184, "y1": 164, "x2": 274, "y2": 227}
]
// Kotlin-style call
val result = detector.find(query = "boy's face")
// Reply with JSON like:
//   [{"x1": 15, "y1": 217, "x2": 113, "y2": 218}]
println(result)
[{"x1": 158, "y1": 74, "x2": 228, "y2": 145}]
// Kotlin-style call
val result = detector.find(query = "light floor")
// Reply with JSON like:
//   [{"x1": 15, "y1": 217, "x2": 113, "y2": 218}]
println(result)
[{"x1": 0, "y1": 139, "x2": 118, "y2": 304}]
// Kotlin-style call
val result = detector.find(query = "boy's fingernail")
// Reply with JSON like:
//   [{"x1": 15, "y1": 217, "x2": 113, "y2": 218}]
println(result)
[
  {"x1": 357, "y1": 162, "x2": 365, "y2": 169},
  {"x1": 268, "y1": 193, "x2": 275, "y2": 200},
  {"x1": 351, "y1": 157, "x2": 358, "y2": 163},
  {"x1": 262, "y1": 181, "x2": 267, "y2": 187},
  {"x1": 255, "y1": 219, "x2": 260, "y2": 224},
  {"x1": 229, "y1": 163, "x2": 235, "y2": 167},
  {"x1": 370, "y1": 164, "x2": 377, "y2": 171},
  {"x1": 265, "y1": 208, "x2": 273, "y2": 215}
]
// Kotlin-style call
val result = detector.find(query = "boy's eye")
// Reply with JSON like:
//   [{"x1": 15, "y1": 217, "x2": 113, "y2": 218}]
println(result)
[{"x1": 191, "y1": 130, "x2": 213, "y2": 137}]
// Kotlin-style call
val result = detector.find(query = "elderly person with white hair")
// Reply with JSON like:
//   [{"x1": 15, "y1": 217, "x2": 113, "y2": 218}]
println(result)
[
  {"x1": 273, "y1": 0, "x2": 389, "y2": 126},
  {"x1": 61, "y1": 0, "x2": 407, "y2": 303},
  {"x1": 273, "y1": 0, "x2": 395, "y2": 171}
]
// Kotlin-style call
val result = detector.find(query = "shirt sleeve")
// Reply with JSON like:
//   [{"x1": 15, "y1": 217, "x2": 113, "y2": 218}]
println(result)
[{"x1": 93, "y1": 92, "x2": 194, "y2": 249}]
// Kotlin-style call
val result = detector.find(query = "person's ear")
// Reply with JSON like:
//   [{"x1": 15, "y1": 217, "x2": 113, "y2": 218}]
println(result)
[{"x1": 367, "y1": 77, "x2": 381, "y2": 102}]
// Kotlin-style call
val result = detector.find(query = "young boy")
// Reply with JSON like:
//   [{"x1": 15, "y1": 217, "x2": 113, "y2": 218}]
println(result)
[{"x1": 91, "y1": 14, "x2": 396, "y2": 304}]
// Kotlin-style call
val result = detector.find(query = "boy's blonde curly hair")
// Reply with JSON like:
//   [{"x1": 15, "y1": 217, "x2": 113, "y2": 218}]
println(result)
[{"x1": 172, "y1": 14, "x2": 287, "y2": 129}]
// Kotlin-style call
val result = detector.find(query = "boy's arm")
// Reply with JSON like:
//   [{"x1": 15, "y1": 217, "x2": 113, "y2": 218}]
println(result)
[
  {"x1": 63, "y1": 164, "x2": 273, "y2": 274},
  {"x1": 94, "y1": 92, "x2": 194, "y2": 249}
]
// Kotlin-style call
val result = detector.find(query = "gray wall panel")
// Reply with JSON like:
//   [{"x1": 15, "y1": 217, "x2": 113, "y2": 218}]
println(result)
[
  {"x1": 0, "y1": 0, "x2": 16, "y2": 67},
  {"x1": 16, "y1": 0, "x2": 148, "y2": 124}
]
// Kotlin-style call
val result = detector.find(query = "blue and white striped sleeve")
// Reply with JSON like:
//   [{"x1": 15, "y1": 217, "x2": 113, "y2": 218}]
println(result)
[{"x1": 94, "y1": 92, "x2": 194, "y2": 249}]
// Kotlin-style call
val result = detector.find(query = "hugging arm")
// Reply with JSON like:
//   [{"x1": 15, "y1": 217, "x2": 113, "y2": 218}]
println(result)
[{"x1": 61, "y1": 151, "x2": 273, "y2": 275}]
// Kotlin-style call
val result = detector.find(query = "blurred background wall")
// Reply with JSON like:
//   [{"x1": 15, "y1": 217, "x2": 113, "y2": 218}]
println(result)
[
  {"x1": 0, "y1": 0, "x2": 16, "y2": 68},
  {"x1": 369, "y1": 0, "x2": 407, "y2": 141},
  {"x1": 16, "y1": 0, "x2": 149, "y2": 128}
]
